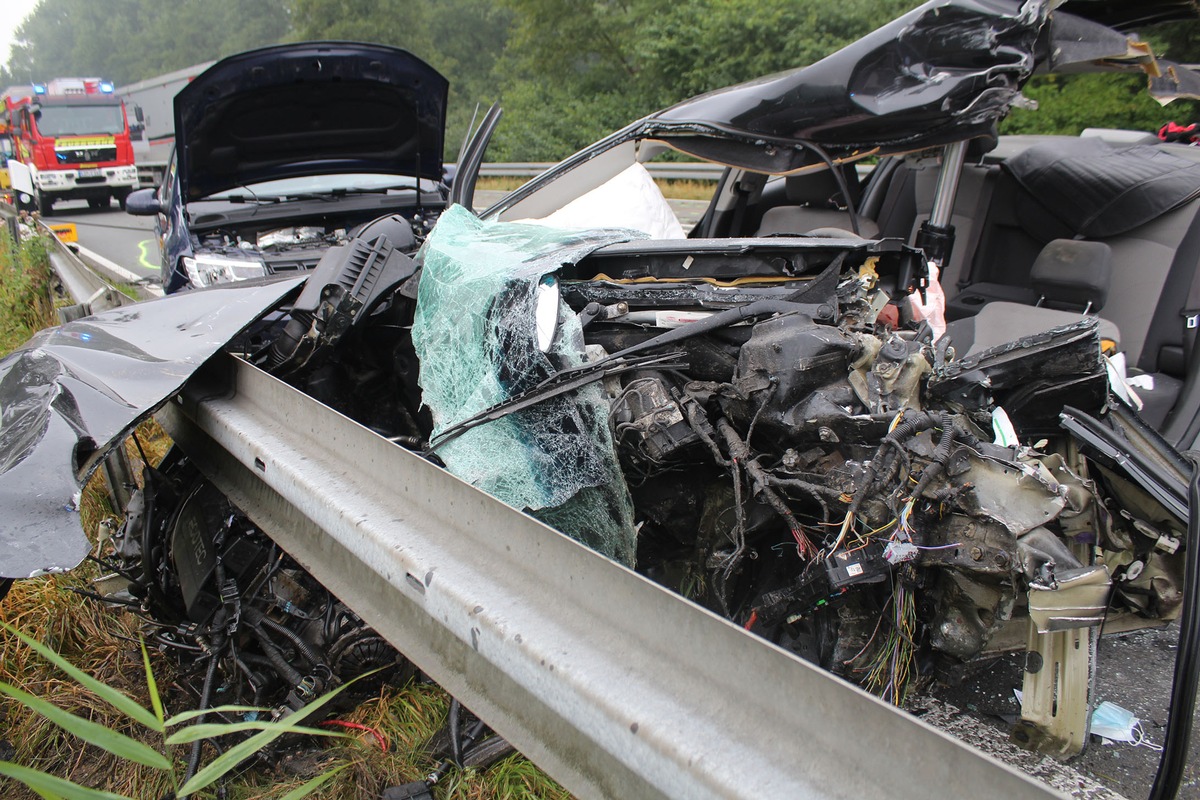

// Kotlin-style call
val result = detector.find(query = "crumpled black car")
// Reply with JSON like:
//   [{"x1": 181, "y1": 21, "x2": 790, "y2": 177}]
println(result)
[{"x1": 2, "y1": 0, "x2": 1199, "y2": 793}]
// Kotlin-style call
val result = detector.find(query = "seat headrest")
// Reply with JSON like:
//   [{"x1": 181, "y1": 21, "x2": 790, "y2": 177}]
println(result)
[
  {"x1": 1030, "y1": 239, "x2": 1113, "y2": 311},
  {"x1": 785, "y1": 166, "x2": 860, "y2": 207}
]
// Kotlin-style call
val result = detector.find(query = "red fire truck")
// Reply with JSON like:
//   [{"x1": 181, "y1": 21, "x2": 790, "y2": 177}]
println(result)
[{"x1": 2, "y1": 78, "x2": 140, "y2": 215}]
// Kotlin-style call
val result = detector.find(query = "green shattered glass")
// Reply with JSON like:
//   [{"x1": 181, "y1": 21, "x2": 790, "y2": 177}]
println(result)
[{"x1": 411, "y1": 205, "x2": 639, "y2": 565}]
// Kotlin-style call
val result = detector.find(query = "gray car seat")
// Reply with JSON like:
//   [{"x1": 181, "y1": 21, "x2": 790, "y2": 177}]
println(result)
[
  {"x1": 943, "y1": 239, "x2": 1119, "y2": 356},
  {"x1": 756, "y1": 170, "x2": 879, "y2": 238}
]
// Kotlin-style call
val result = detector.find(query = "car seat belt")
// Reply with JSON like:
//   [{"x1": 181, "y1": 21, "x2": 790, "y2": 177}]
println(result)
[
  {"x1": 956, "y1": 166, "x2": 999, "y2": 293},
  {"x1": 1183, "y1": 267, "x2": 1200, "y2": 365},
  {"x1": 729, "y1": 172, "x2": 764, "y2": 237}
]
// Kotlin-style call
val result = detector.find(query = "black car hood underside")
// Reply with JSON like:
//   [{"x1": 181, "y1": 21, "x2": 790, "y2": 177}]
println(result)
[
  {"x1": 0, "y1": 278, "x2": 303, "y2": 579},
  {"x1": 175, "y1": 42, "x2": 448, "y2": 202},
  {"x1": 639, "y1": 0, "x2": 1200, "y2": 174}
]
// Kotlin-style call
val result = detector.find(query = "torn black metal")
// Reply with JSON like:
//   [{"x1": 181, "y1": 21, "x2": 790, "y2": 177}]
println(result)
[
  {"x1": 0, "y1": 277, "x2": 303, "y2": 579},
  {"x1": 637, "y1": 0, "x2": 1200, "y2": 174}
]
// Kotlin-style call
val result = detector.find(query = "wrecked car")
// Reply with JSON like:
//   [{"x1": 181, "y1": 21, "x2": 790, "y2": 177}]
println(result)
[
  {"x1": 1, "y1": 0, "x2": 1199, "y2": 795},
  {"x1": 125, "y1": 42, "x2": 451, "y2": 293}
]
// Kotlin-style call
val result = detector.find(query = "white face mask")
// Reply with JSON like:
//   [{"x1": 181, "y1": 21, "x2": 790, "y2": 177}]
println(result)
[
  {"x1": 1091, "y1": 700, "x2": 1139, "y2": 743},
  {"x1": 1090, "y1": 701, "x2": 1163, "y2": 750}
]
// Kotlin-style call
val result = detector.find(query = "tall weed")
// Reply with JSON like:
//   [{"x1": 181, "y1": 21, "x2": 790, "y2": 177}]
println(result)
[{"x1": 0, "y1": 227, "x2": 57, "y2": 353}]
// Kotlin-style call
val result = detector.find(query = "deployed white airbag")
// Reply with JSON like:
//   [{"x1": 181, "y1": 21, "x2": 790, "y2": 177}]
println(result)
[{"x1": 523, "y1": 162, "x2": 686, "y2": 239}]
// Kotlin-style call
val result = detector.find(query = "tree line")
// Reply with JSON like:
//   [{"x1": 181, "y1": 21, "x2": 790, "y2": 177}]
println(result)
[{"x1": 3, "y1": 0, "x2": 1198, "y2": 161}]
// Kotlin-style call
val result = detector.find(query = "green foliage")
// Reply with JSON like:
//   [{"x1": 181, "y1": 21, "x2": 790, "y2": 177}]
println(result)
[
  {"x1": 7, "y1": 0, "x2": 1200, "y2": 161},
  {"x1": 488, "y1": 0, "x2": 923, "y2": 160},
  {"x1": 637, "y1": 0, "x2": 919, "y2": 103},
  {"x1": 1002, "y1": 73, "x2": 1200, "y2": 137},
  {"x1": 289, "y1": 0, "x2": 515, "y2": 168},
  {"x1": 0, "y1": 227, "x2": 57, "y2": 353},
  {"x1": 0, "y1": 621, "x2": 350, "y2": 799},
  {"x1": 6, "y1": 0, "x2": 290, "y2": 86}
]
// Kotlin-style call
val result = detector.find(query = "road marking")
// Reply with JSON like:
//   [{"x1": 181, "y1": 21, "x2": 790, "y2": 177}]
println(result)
[
  {"x1": 73, "y1": 243, "x2": 165, "y2": 298},
  {"x1": 137, "y1": 239, "x2": 160, "y2": 270}
]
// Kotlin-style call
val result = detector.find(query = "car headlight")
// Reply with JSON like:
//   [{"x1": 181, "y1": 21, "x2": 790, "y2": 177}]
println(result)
[{"x1": 181, "y1": 254, "x2": 269, "y2": 288}]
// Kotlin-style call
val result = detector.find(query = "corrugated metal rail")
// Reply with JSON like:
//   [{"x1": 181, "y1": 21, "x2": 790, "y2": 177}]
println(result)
[
  {"x1": 479, "y1": 162, "x2": 726, "y2": 181},
  {"x1": 131, "y1": 161, "x2": 726, "y2": 187},
  {"x1": 0, "y1": 201, "x2": 135, "y2": 316},
  {"x1": 158, "y1": 353, "x2": 1066, "y2": 800}
]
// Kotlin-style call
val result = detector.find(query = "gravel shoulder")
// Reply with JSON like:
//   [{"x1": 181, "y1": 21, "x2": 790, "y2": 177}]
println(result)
[{"x1": 920, "y1": 626, "x2": 1198, "y2": 799}]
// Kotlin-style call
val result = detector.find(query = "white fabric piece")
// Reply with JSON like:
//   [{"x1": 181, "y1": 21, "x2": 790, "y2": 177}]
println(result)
[
  {"x1": 1127, "y1": 373, "x2": 1156, "y2": 390},
  {"x1": 1106, "y1": 354, "x2": 1144, "y2": 410},
  {"x1": 522, "y1": 163, "x2": 686, "y2": 239}
]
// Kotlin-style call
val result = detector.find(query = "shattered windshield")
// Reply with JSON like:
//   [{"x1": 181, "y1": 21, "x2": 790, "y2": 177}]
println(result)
[{"x1": 412, "y1": 206, "x2": 641, "y2": 564}]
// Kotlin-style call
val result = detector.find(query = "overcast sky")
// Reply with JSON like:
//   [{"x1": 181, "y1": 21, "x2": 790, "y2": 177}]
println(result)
[{"x1": 1, "y1": 0, "x2": 41, "y2": 70}]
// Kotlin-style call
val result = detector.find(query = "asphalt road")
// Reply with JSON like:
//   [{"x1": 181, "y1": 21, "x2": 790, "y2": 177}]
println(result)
[{"x1": 49, "y1": 199, "x2": 161, "y2": 283}]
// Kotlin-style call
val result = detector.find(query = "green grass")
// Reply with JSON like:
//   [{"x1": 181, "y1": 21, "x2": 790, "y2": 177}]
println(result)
[
  {"x1": 0, "y1": 228, "x2": 58, "y2": 352},
  {"x1": 0, "y1": 225, "x2": 570, "y2": 799}
]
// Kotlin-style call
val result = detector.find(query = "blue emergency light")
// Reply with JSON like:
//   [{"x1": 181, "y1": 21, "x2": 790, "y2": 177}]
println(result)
[
  {"x1": 99, "y1": 81, "x2": 114, "y2": 93},
  {"x1": 32, "y1": 84, "x2": 45, "y2": 94}
]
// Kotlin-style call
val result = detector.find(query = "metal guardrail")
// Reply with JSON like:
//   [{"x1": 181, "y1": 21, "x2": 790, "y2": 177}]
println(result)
[
  {"x1": 130, "y1": 161, "x2": 727, "y2": 188},
  {"x1": 0, "y1": 201, "x2": 134, "y2": 317},
  {"x1": 158, "y1": 353, "x2": 1065, "y2": 800},
  {"x1": 479, "y1": 162, "x2": 726, "y2": 181}
]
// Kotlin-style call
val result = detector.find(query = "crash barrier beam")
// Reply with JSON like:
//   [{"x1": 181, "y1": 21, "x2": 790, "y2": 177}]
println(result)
[
  {"x1": 0, "y1": 200, "x2": 134, "y2": 316},
  {"x1": 133, "y1": 160, "x2": 849, "y2": 188},
  {"x1": 478, "y1": 162, "x2": 727, "y2": 181},
  {"x1": 130, "y1": 161, "x2": 728, "y2": 188},
  {"x1": 476, "y1": 162, "x2": 873, "y2": 182},
  {"x1": 157, "y1": 353, "x2": 1065, "y2": 800}
]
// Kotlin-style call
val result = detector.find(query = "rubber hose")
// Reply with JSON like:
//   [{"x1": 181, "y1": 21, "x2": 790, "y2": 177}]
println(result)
[
  {"x1": 258, "y1": 613, "x2": 326, "y2": 670},
  {"x1": 449, "y1": 698, "x2": 463, "y2": 767},
  {"x1": 140, "y1": 479, "x2": 157, "y2": 593},
  {"x1": 183, "y1": 649, "x2": 221, "y2": 787},
  {"x1": 243, "y1": 611, "x2": 305, "y2": 688}
]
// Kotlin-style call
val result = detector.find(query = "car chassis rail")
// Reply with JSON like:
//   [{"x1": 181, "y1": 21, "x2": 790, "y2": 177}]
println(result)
[{"x1": 157, "y1": 353, "x2": 1064, "y2": 800}]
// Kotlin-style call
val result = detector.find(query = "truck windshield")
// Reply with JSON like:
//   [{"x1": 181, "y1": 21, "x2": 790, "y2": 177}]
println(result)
[{"x1": 35, "y1": 104, "x2": 125, "y2": 137}]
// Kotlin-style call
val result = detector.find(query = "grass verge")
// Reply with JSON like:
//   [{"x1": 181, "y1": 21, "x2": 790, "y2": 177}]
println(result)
[{"x1": 0, "y1": 227, "x2": 58, "y2": 352}]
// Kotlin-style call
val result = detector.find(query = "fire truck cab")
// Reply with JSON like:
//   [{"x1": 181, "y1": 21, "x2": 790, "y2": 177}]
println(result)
[{"x1": 2, "y1": 78, "x2": 139, "y2": 215}]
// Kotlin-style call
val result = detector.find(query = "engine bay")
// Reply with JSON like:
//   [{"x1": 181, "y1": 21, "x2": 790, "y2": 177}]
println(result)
[
  {"x1": 188, "y1": 203, "x2": 443, "y2": 275},
  {"x1": 161, "y1": 205, "x2": 1181, "y2": 741}
]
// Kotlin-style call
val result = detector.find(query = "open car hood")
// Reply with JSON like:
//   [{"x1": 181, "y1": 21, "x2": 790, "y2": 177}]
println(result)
[
  {"x1": 175, "y1": 42, "x2": 448, "y2": 202},
  {"x1": 638, "y1": 0, "x2": 1200, "y2": 174}
]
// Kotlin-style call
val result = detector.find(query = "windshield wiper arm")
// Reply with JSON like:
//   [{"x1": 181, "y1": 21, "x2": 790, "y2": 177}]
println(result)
[{"x1": 221, "y1": 185, "x2": 429, "y2": 204}]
